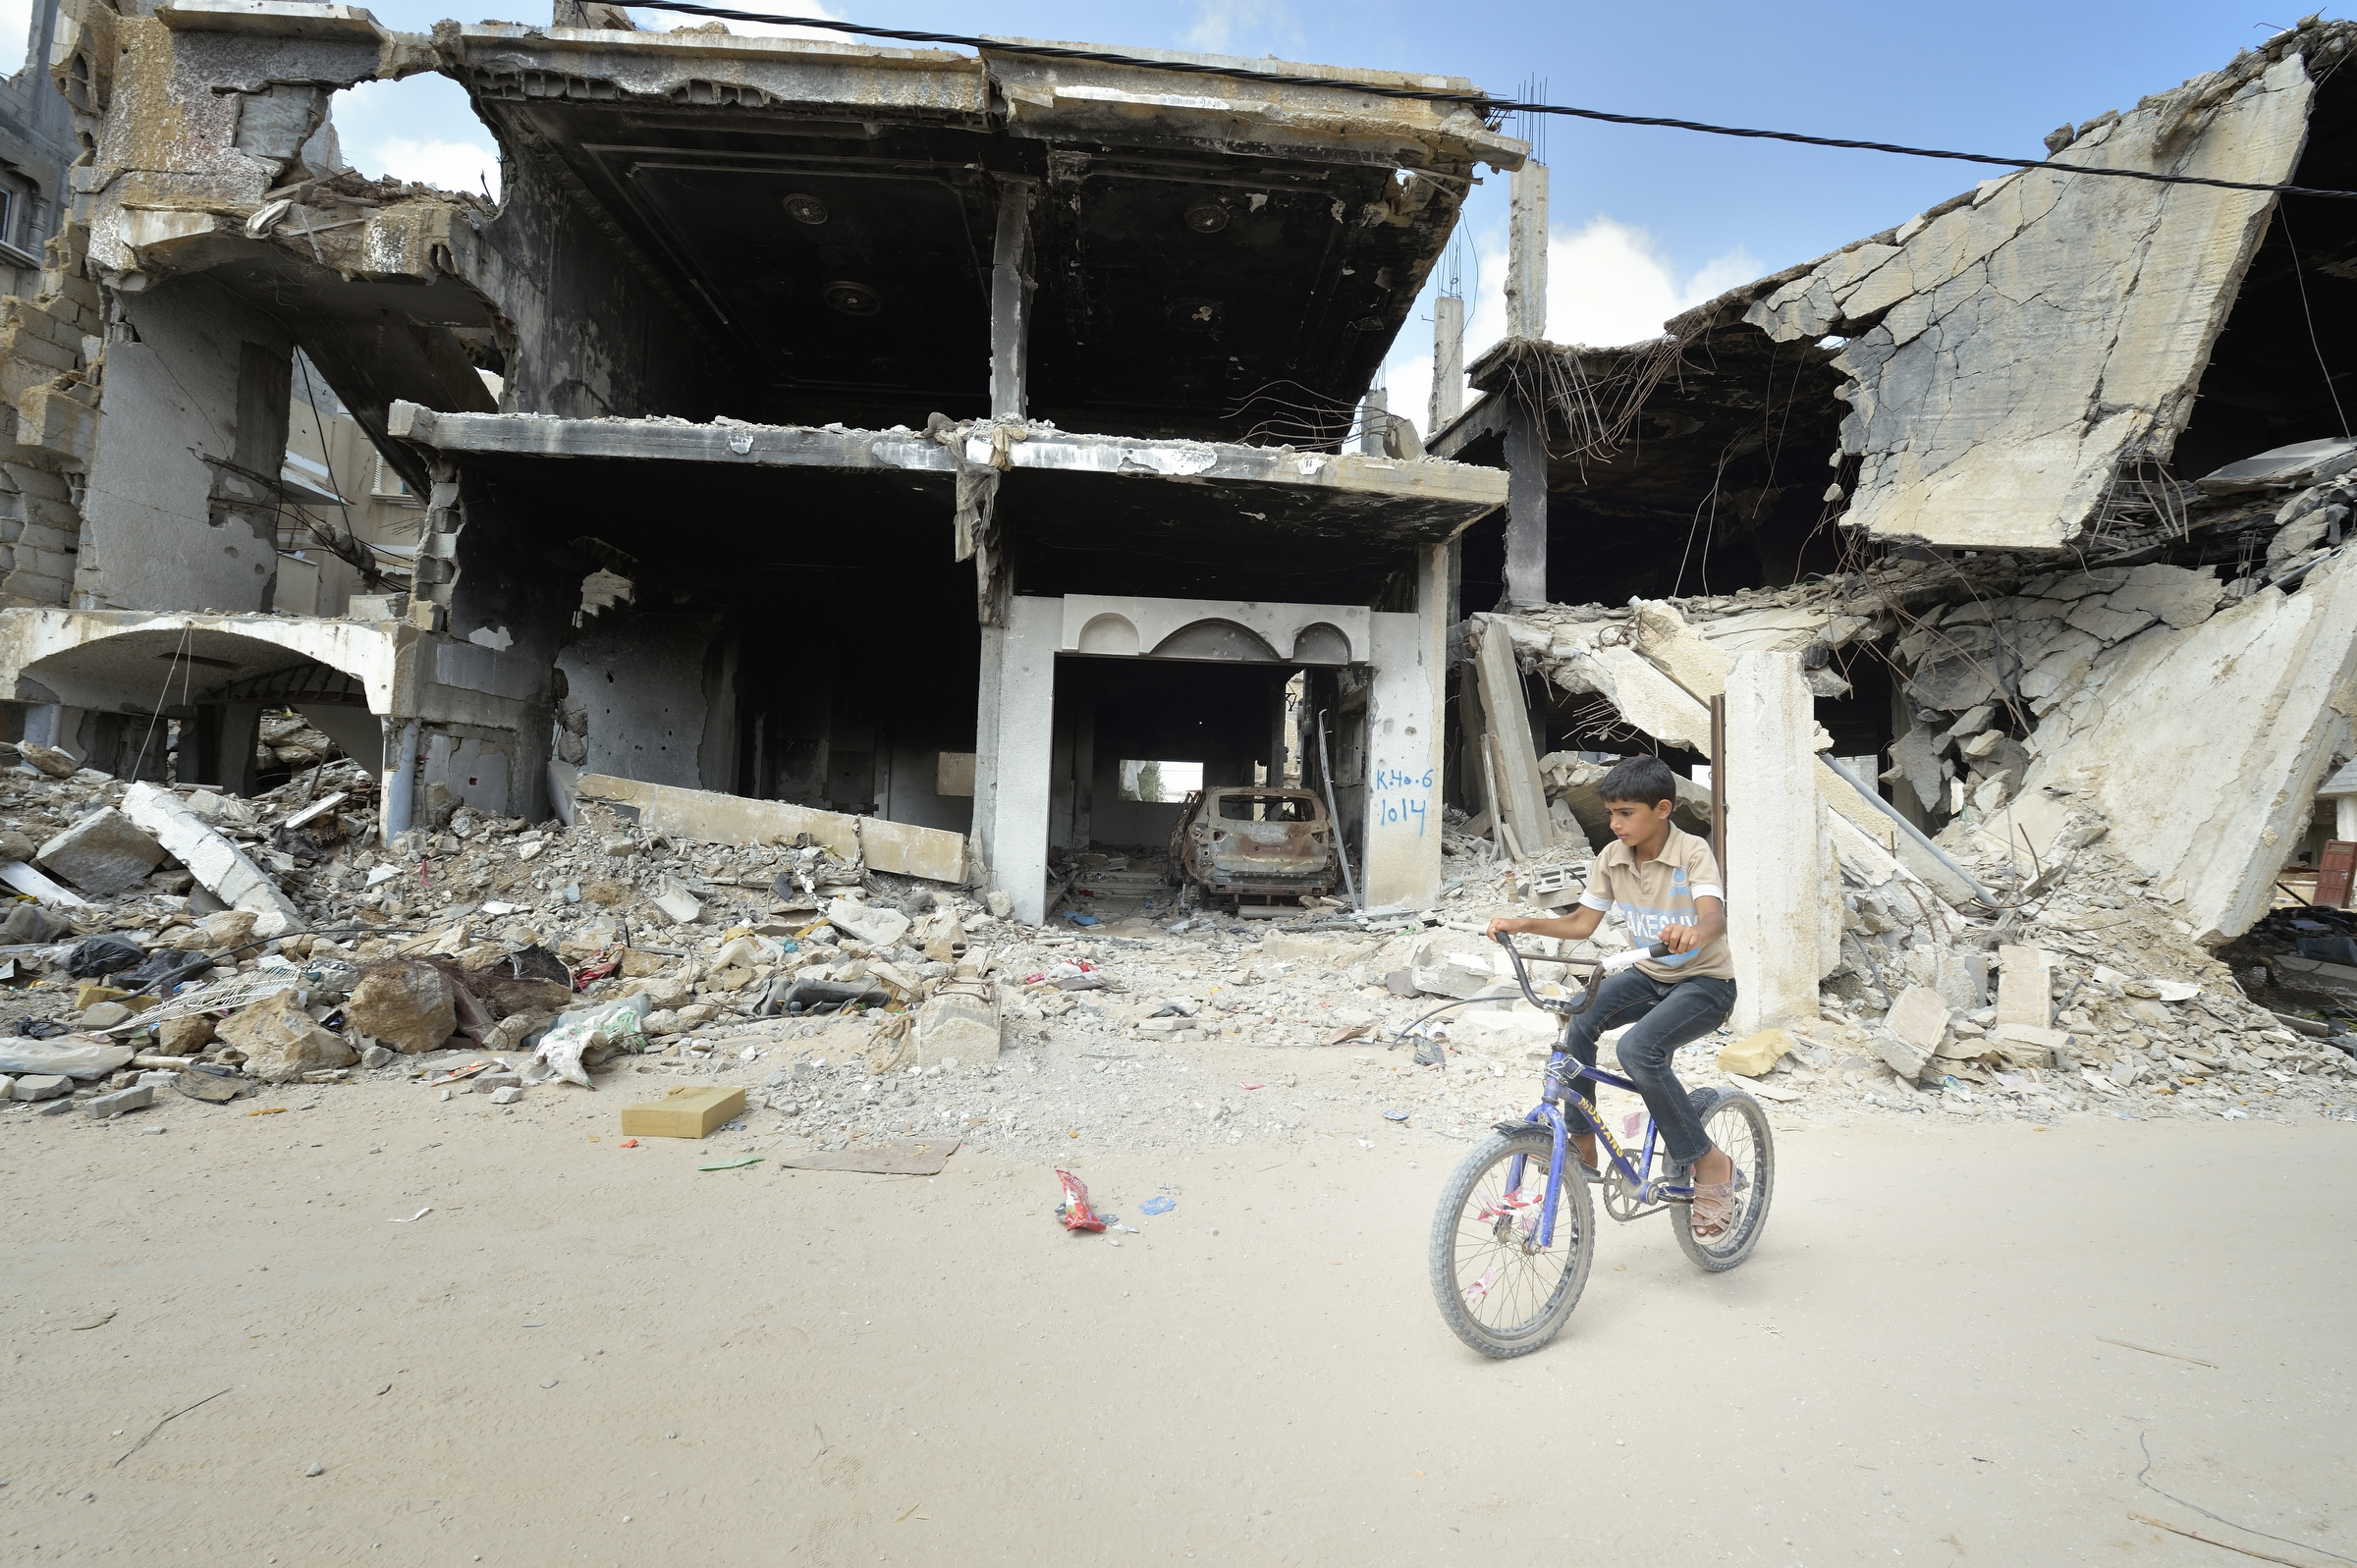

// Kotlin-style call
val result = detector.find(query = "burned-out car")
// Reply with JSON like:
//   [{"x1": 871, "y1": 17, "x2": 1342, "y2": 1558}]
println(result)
[{"x1": 1167, "y1": 787, "x2": 1343, "y2": 909}]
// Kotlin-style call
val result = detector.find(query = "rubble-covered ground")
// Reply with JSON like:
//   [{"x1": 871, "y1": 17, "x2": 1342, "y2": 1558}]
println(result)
[{"x1": 4, "y1": 737, "x2": 2351, "y2": 1156}]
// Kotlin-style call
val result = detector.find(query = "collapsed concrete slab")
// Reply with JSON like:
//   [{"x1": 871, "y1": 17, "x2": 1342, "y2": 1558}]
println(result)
[
  {"x1": 122, "y1": 782, "x2": 303, "y2": 927},
  {"x1": 573, "y1": 773, "x2": 968, "y2": 885}
]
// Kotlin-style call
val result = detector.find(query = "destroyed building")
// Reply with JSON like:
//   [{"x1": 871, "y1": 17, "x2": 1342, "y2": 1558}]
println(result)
[{"x1": 0, "y1": 0, "x2": 1527, "y2": 923}]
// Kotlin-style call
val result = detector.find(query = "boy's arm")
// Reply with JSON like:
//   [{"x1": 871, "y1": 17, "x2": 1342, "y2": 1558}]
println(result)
[
  {"x1": 1657, "y1": 894, "x2": 1726, "y2": 954},
  {"x1": 1486, "y1": 906, "x2": 1605, "y2": 943}
]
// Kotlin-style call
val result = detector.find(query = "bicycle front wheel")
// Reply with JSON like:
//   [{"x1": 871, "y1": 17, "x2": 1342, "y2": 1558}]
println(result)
[
  {"x1": 1428, "y1": 1124, "x2": 1596, "y2": 1359},
  {"x1": 1672, "y1": 1089, "x2": 1776, "y2": 1271}
]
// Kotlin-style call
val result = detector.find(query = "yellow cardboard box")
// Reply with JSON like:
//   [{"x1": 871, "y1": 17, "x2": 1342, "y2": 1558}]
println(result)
[{"x1": 620, "y1": 1084, "x2": 745, "y2": 1139}]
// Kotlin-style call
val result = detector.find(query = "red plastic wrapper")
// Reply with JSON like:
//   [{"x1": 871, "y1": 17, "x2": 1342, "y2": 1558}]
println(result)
[{"x1": 1055, "y1": 1168, "x2": 1107, "y2": 1232}]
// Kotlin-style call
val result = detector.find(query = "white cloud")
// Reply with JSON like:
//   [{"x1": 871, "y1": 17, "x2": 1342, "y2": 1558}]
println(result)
[
  {"x1": 1383, "y1": 215, "x2": 1762, "y2": 434},
  {"x1": 1183, "y1": 0, "x2": 1297, "y2": 57},
  {"x1": 0, "y1": 0, "x2": 28, "y2": 78},
  {"x1": 364, "y1": 136, "x2": 502, "y2": 198}
]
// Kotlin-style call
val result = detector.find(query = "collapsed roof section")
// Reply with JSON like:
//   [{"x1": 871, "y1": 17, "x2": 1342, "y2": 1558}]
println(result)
[{"x1": 1725, "y1": 26, "x2": 2346, "y2": 553}]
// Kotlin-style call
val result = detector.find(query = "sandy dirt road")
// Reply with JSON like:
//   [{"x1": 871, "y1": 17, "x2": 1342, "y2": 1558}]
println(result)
[{"x1": 6, "y1": 1088, "x2": 2353, "y2": 1567}]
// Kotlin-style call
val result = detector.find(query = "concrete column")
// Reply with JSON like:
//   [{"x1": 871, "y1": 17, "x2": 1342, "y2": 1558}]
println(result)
[
  {"x1": 1429, "y1": 294, "x2": 1464, "y2": 432},
  {"x1": 989, "y1": 180, "x2": 1035, "y2": 422},
  {"x1": 1362, "y1": 543, "x2": 1449, "y2": 910},
  {"x1": 1503, "y1": 397, "x2": 1549, "y2": 607},
  {"x1": 976, "y1": 594, "x2": 1060, "y2": 924},
  {"x1": 969, "y1": 622, "x2": 1005, "y2": 876},
  {"x1": 380, "y1": 717, "x2": 420, "y2": 843},
  {"x1": 1506, "y1": 163, "x2": 1549, "y2": 342},
  {"x1": 1359, "y1": 390, "x2": 1388, "y2": 456},
  {"x1": 1724, "y1": 650, "x2": 1823, "y2": 1036},
  {"x1": 2338, "y1": 795, "x2": 2357, "y2": 843}
]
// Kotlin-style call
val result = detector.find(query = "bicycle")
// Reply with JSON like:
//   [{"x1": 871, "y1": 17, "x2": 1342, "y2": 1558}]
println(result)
[{"x1": 1427, "y1": 933, "x2": 1777, "y2": 1359}]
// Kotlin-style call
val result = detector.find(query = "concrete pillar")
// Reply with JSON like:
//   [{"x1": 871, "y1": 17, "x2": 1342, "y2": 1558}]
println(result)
[
  {"x1": 1363, "y1": 543, "x2": 1449, "y2": 910},
  {"x1": 1359, "y1": 390, "x2": 1388, "y2": 456},
  {"x1": 1503, "y1": 396, "x2": 1548, "y2": 607},
  {"x1": 1724, "y1": 650, "x2": 1823, "y2": 1036},
  {"x1": 1506, "y1": 163, "x2": 1549, "y2": 342},
  {"x1": 975, "y1": 594, "x2": 1060, "y2": 924},
  {"x1": 380, "y1": 718, "x2": 421, "y2": 842},
  {"x1": 1429, "y1": 294, "x2": 1464, "y2": 432},
  {"x1": 2338, "y1": 795, "x2": 2357, "y2": 843},
  {"x1": 989, "y1": 180, "x2": 1035, "y2": 422}
]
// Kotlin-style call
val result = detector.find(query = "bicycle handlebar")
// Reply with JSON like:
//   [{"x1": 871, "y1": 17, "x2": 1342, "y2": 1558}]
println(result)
[{"x1": 1492, "y1": 930, "x2": 1671, "y2": 1016}]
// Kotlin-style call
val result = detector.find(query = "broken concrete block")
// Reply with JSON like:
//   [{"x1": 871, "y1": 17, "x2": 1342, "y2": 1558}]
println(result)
[
  {"x1": 83, "y1": 1083, "x2": 153, "y2": 1118},
  {"x1": 217, "y1": 993, "x2": 357, "y2": 1084},
  {"x1": 79, "y1": 1001, "x2": 136, "y2": 1030},
  {"x1": 0, "y1": 828, "x2": 34, "y2": 862},
  {"x1": 1990, "y1": 1023, "x2": 2068, "y2": 1064},
  {"x1": 2194, "y1": 437, "x2": 2357, "y2": 495},
  {"x1": 488, "y1": 1085, "x2": 522, "y2": 1105},
  {"x1": 1996, "y1": 945, "x2": 2053, "y2": 1027},
  {"x1": 196, "y1": 909, "x2": 258, "y2": 949},
  {"x1": 120, "y1": 783, "x2": 301, "y2": 926},
  {"x1": 11, "y1": 1072, "x2": 70, "y2": 1101},
  {"x1": 1719, "y1": 1028, "x2": 1795, "y2": 1077},
  {"x1": 2106, "y1": 564, "x2": 2221, "y2": 630},
  {"x1": 34, "y1": 807, "x2": 167, "y2": 897},
  {"x1": 915, "y1": 985, "x2": 1003, "y2": 1065},
  {"x1": 572, "y1": 774, "x2": 967, "y2": 883},
  {"x1": 986, "y1": 890, "x2": 1014, "y2": 920},
  {"x1": 2062, "y1": 600, "x2": 2159, "y2": 645},
  {"x1": 1883, "y1": 986, "x2": 1949, "y2": 1055},
  {"x1": 826, "y1": 896, "x2": 910, "y2": 948},
  {"x1": 346, "y1": 961, "x2": 458, "y2": 1054},
  {"x1": 649, "y1": 887, "x2": 702, "y2": 925}
]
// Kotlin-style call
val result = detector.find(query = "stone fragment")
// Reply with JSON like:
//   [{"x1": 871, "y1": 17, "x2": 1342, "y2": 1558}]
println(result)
[
  {"x1": 346, "y1": 960, "x2": 458, "y2": 1054},
  {"x1": 80, "y1": 1001, "x2": 135, "y2": 1029},
  {"x1": 34, "y1": 807, "x2": 168, "y2": 896},
  {"x1": 83, "y1": 1083, "x2": 154, "y2": 1118},
  {"x1": 195, "y1": 910, "x2": 258, "y2": 949},
  {"x1": 2105, "y1": 564, "x2": 2221, "y2": 629},
  {"x1": 0, "y1": 829, "x2": 34, "y2": 862},
  {"x1": 17, "y1": 741, "x2": 78, "y2": 778},
  {"x1": 2062, "y1": 601, "x2": 2159, "y2": 645},
  {"x1": 1996, "y1": 945, "x2": 2053, "y2": 1027},
  {"x1": 155, "y1": 1014, "x2": 218, "y2": 1055},
  {"x1": 359, "y1": 1044, "x2": 396, "y2": 1069},
  {"x1": 488, "y1": 1085, "x2": 522, "y2": 1105},
  {"x1": 217, "y1": 993, "x2": 357, "y2": 1083},
  {"x1": 826, "y1": 896, "x2": 910, "y2": 948},
  {"x1": 1719, "y1": 1028, "x2": 1795, "y2": 1077},
  {"x1": 916, "y1": 986, "x2": 1003, "y2": 1065},
  {"x1": 1990, "y1": 1023, "x2": 2069, "y2": 1064},
  {"x1": 987, "y1": 890, "x2": 1014, "y2": 920},
  {"x1": 1877, "y1": 986, "x2": 1949, "y2": 1078},
  {"x1": 120, "y1": 783, "x2": 302, "y2": 924},
  {"x1": 11, "y1": 1072, "x2": 70, "y2": 1100}
]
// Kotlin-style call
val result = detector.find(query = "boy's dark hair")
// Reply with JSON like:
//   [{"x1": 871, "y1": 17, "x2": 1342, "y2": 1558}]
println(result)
[{"x1": 1598, "y1": 754, "x2": 1679, "y2": 810}]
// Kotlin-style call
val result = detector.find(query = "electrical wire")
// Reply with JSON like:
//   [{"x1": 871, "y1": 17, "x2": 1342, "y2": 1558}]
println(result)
[
  {"x1": 622, "y1": 2, "x2": 2357, "y2": 199},
  {"x1": 2136, "y1": 1430, "x2": 2357, "y2": 1566}
]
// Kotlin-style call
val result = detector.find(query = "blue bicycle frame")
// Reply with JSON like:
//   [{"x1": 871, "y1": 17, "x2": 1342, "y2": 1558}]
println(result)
[{"x1": 1492, "y1": 934, "x2": 1691, "y2": 1249}]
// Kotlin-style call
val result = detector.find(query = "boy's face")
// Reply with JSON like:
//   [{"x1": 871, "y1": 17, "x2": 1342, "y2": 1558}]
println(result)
[{"x1": 1603, "y1": 797, "x2": 1673, "y2": 849}]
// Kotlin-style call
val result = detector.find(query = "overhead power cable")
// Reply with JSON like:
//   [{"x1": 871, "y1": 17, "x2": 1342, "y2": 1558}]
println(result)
[{"x1": 616, "y1": 1, "x2": 2357, "y2": 200}]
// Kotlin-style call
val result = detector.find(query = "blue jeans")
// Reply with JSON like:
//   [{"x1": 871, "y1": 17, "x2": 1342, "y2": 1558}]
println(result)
[{"x1": 1554, "y1": 968, "x2": 1737, "y2": 1165}]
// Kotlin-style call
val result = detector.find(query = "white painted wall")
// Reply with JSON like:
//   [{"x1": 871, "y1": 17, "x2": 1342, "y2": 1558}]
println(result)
[{"x1": 977, "y1": 595, "x2": 1059, "y2": 924}]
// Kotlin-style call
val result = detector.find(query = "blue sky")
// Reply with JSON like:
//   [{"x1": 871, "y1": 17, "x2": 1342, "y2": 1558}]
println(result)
[{"x1": 324, "y1": 0, "x2": 2324, "y2": 427}]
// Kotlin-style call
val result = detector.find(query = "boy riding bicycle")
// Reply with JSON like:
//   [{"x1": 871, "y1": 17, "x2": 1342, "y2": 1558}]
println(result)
[{"x1": 1487, "y1": 755, "x2": 1739, "y2": 1236}]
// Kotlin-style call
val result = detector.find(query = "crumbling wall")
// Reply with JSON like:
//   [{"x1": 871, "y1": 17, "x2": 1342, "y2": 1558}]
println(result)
[
  {"x1": 555, "y1": 612, "x2": 736, "y2": 793},
  {"x1": 1736, "y1": 29, "x2": 2342, "y2": 553},
  {"x1": 0, "y1": 220, "x2": 102, "y2": 608},
  {"x1": 78, "y1": 278, "x2": 294, "y2": 613}
]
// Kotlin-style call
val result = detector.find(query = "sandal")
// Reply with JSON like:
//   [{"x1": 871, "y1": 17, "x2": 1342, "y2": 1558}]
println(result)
[{"x1": 1690, "y1": 1162, "x2": 1737, "y2": 1237}]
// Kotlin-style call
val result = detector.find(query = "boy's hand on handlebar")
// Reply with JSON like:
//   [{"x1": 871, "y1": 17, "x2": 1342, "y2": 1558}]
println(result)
[
  {"x1": 1486, "y1": 917, "x2": 1534, "y2": 940},
  {"x1": 1657, "y1": 921, "x2": 1699, "y2": 954}
]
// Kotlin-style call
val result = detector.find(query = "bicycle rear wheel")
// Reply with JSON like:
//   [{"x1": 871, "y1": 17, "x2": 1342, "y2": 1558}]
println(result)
[
  {"x1": 1672, "y1": 1089, "x2": 1775, "y2": 1271},
  {"x1": 1428, "y1": 1125, "x2": 1596, "y2": 1358}
]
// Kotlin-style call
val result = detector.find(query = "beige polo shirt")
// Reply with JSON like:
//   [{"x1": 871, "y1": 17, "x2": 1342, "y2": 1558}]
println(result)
[{"x1": 1577, "y1": 824, "x2": 1733, "y2": 983}]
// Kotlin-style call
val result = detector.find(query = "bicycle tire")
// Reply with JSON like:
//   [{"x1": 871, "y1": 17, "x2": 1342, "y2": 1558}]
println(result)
[
  {"x1": 1671, "y1": 1089, "x2": 1775, "y2": 1271},
  {"x1": 1428, "y1": 1124, "x2": 1597, "y2": 1358}
]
